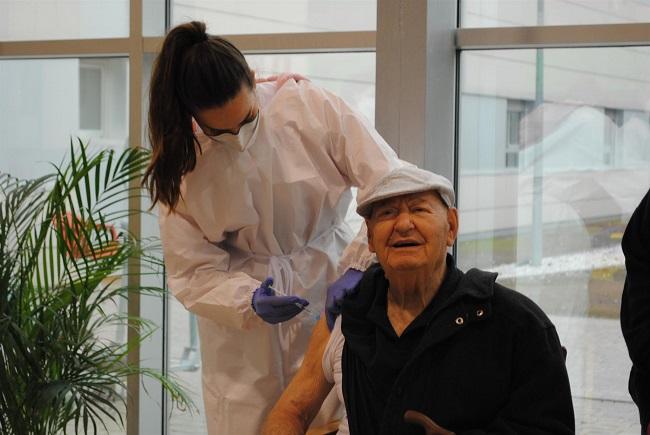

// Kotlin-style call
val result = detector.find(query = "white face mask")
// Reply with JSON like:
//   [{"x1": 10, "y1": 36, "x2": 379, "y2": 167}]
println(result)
[{"x1": 211, "y1": 112, "x2": 260, "y2": 152}]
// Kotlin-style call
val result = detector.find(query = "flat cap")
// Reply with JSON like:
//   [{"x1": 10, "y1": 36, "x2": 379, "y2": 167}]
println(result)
[{"x1": 356, "y1": 165, "x2": 455, "y2": 219}]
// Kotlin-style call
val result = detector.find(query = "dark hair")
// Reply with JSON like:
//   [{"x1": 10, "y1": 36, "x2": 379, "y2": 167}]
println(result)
[{"x1": 143, "y1": 21, "x2": 254, "y2": 211}]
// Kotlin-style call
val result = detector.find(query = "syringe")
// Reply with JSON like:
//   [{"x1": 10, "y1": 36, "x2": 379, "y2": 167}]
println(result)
[{"x1": 268, "y1": 286, "x2": 320, "y2": 320}]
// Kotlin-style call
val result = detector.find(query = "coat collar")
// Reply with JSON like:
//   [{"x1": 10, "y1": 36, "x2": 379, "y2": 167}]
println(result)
[{"x1": 341, "y1": 256, "x2": 499, "y2": 364}]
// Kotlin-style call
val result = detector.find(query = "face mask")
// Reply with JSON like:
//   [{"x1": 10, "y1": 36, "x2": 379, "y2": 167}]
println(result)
[{"x1": 211, "y1": 111, "x2": 260, "y2": 152}]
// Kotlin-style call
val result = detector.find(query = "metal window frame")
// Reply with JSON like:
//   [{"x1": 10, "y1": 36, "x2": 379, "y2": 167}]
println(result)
[
  {"x1": 0, "y1": 31, "x2": 375, "y2": 58},
  {"x1": 375, "y1": 0, "x2": 458, "y2": 182},
  {"x1": 4, "y1": 1, "x2": 650, "y2": 432},
  {"x1": 0, "y1": 15, "x2": 378, "y2": 435},
  {"x1": 5, "y1": 21, "x2": 649, "y2": 58},
  {"x1": 127, "y1": 0, "x2": 143, "y2": 433},
  {"x1": 456, "y1": 22, "x2": 650, "y2": 50}
]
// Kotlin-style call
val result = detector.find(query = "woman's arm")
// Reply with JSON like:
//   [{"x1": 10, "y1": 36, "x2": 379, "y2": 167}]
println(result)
[{"x1": 159, "y1": 206, "x2": 262, "y2": 329}]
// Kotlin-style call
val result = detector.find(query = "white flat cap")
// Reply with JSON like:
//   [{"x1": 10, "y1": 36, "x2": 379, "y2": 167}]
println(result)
[{"x1": 356, "y1": 165, "x2": 455, "y2": 219}]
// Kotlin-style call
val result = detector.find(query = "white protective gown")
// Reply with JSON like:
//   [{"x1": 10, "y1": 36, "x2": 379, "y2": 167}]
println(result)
[{"x1": 159, "y1": 79, "x2": 403, "y2": 434}]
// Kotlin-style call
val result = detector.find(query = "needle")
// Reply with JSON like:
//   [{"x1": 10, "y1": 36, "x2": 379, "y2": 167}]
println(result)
[{"x1": 268, "y1": 285, "x2": 320, "y2": 318}]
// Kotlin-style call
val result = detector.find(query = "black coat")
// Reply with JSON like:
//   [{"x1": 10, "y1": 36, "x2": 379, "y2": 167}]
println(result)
[
  {"x1": 341, "y1": 263, "x2": 575, "y2": 435},
  {"x1": 621, "y1": 188, "x2": 650, "y2": 429}
]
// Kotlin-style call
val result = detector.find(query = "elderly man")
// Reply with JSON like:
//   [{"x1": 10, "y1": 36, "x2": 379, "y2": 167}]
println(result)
[{"x1": 262, "y1": 166, "x2": 575, "y2": 435}]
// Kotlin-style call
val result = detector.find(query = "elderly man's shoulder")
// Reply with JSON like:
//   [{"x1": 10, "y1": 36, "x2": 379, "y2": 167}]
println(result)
[{"x1": 463, "y1": 267, "x2": 555, "y2": 331}]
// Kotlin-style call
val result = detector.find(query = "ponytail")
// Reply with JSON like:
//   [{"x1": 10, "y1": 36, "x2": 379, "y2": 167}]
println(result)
[{"x1": 144, "y1": 21, "x2": 254, "y2": 211}]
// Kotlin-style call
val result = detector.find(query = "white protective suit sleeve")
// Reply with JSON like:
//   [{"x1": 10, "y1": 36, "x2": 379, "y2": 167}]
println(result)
[
  {"x1": 159, "y1": 206, "x2": 263, "y2": 330},
  {"x1": 337, "y1": 223, "x2": 374, "y2": 275},
  {"x1": 308, "y1": 84, "x2": 405, "y2": 274}
]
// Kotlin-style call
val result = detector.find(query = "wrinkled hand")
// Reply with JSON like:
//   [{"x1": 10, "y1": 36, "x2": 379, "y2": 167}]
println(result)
[
  {"x1": 255, "y1": 72, "x2": 309, "y2": 88},
  {"x1": 252, "y1": 277, "x2": 309, "y2": 324},
  {"x1": 404, "y1": 410, "x2": 455, "y2": 435},
  {"x1": 325, "y1": 268, "x2": 363, "y2": 330}
]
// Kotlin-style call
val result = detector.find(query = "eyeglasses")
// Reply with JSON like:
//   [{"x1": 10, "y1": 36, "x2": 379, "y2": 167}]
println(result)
[{"x1": 196, "y1": 108, "x2": 258, "y2": 137}]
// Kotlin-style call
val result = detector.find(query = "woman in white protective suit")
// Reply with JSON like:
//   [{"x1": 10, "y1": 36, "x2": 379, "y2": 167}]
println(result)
[{"x1": 143, "y1": 21, "x2": 404, "y2": 434}]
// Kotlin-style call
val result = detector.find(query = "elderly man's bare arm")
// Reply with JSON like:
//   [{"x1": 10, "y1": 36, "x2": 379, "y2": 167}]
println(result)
[{"x1": 262, "y1": 317, "x2": 334, "y2": 435}]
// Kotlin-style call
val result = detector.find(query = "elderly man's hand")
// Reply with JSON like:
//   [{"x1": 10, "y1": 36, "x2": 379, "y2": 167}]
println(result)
[{"x1": 404, "y1": 410, "x2": 455, "y2": 435}]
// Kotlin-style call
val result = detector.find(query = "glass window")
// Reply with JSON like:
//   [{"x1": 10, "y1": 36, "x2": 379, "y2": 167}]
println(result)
[
  {"x1": 0, "y1": 57, "x2": 129, "y2": 434},
  {"x1": 0, "y1": 1, "x2": 128, "y2": 41},
  {"x1": 457, "y1": 48, "x2": 650, "y2": 432},
  {"x1": 0, "y1": 58, "x2": 128, "y2": 179},
  {"x1": 164, "y1": 52, "x2": 376, "y2": 432},
  {"x1": 461, "y1": 0, "x2": 650, "y2": 28},
  {"x1": 79, "y1": 66, "x2": 102, "y2": 130},
  {"x1": 506, "y1": 99, "x2": 534, "y2": 169},
  {"x1": 144, "y1": 0, "x2": 167, "y2": 37},
  {"x1": 172, "y1": 0, "x2": 377, "y2": 34}
]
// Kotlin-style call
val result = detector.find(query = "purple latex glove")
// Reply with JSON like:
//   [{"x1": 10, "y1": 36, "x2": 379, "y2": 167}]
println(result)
[
  {"x1": 252, "y1": 277, "x2": 309, "y2": 324},
  {"x1": 325, "y1": 268, "x2": 364, "y2": 330}
]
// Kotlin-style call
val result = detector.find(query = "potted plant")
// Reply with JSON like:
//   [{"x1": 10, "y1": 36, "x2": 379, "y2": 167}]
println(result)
[{"x1": 0, "y1": 140, "x2": 193, "y2": 434}]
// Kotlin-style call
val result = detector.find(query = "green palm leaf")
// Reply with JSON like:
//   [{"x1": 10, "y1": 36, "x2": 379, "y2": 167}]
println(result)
[{"x1": 0, "y1": 139, "x2": 194, "y2": 435}]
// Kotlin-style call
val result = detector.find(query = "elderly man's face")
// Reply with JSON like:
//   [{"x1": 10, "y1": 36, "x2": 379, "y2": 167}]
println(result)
[{"x1": 366, "y1": 191, "x2": 458, "y2": 273}]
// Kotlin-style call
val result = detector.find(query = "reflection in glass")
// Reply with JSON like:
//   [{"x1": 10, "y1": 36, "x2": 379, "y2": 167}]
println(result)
[
  {"x1": 461, "y1": 0, "x2": 650, "y2": 28},
  {"x1": 0, "y1": 1, "x2": 128, "y2": 41},
  {"x1": 458, "y1": 48, "x2": 650, "y2": 431},
  {"x1": 172, "y1": 0, "x2": 376, "y2": 34},
  {"x1": 0, "y1": 58, "x2": 128, "y2": 179}
]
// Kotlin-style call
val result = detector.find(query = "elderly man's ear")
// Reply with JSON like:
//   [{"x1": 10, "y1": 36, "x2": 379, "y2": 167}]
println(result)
[
  {"x1": 366, "y1": 219, "x2": 376, "y2": 254},
  {"x1": 446, "y1": 207, "x2": 459, "y2": 247}
]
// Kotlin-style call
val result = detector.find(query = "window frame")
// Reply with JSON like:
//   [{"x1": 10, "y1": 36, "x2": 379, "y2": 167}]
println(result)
[
  {"x1": 0, "y1": 3, "x2": 381, "y2": 435},
  {"x1": 4, "y1": 0, "x2": 650, "y2": 433}
]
